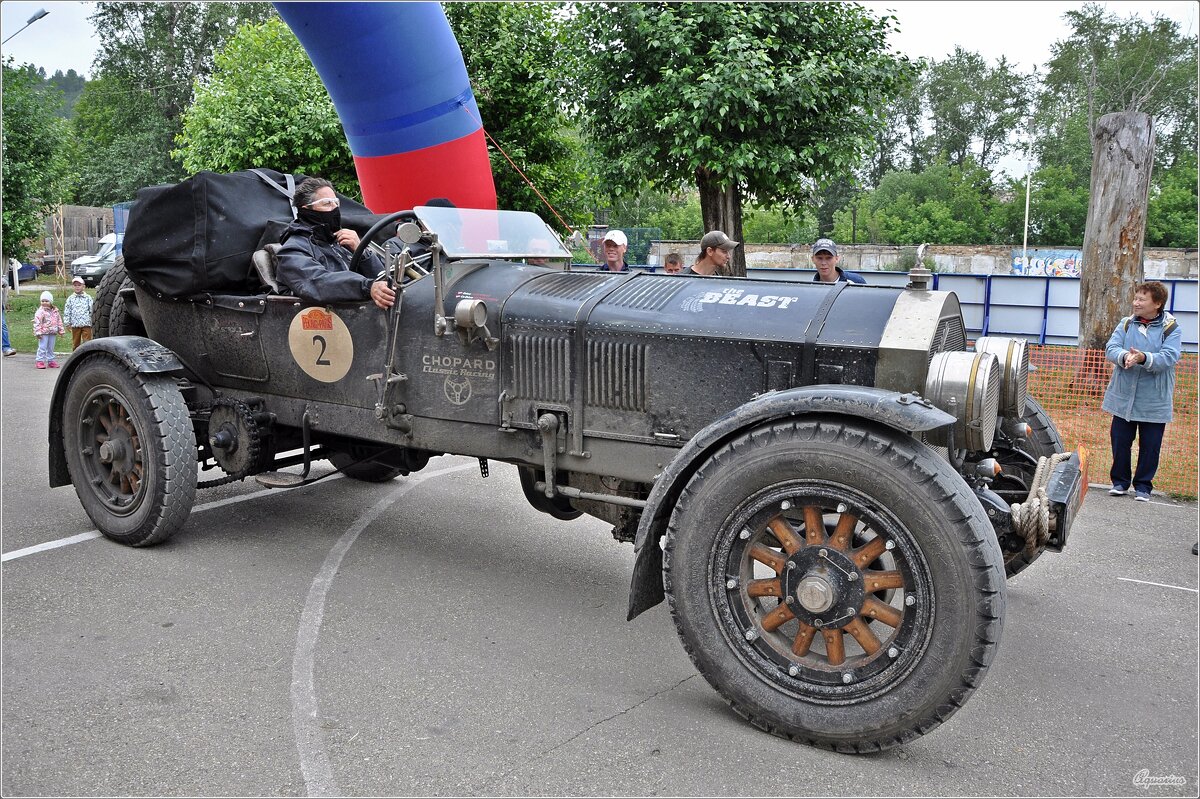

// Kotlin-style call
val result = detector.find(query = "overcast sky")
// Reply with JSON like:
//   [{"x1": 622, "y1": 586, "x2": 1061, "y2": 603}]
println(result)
[{"x1": 2, "y1": 1, "x2": 1195, "y2": 80}]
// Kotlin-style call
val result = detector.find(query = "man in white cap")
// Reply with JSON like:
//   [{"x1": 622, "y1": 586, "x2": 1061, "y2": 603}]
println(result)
[
  {"x1": 602, "y1": 229, "x2": 630, "y2": 272},
  {"x1": 684, "y1": 230, "x2": 738, "y2": 276},
  {"x1": 63, "y1": 275, "x2": 95, "y2": 350},
  {"x1": 811, "y1": 238, "x2": 866, "y2": 284}
]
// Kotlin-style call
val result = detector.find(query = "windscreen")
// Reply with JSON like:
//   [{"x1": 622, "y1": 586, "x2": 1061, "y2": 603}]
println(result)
[{"x1": 414, "y1": 206, "x2": 572, "y2": 261}]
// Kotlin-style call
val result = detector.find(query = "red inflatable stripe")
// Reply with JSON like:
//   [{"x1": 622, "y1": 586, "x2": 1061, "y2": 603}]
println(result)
[{"x1": 355, "y1": 129, "x2": 497, "y2": 213}]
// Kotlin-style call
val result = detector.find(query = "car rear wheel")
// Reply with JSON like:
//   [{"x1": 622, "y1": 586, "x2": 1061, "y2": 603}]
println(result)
[
  {"x1": 92, "y1": 255, "x2": 129, "y2": 338},
  {"x1": 664, "y1": 417, "x2": 1005, "y2": 752},
  {"x1": 63, "y1": 354, "x2": 197, "y2": 546}
]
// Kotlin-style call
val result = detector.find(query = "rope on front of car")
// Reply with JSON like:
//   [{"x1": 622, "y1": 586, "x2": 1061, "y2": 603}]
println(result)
[{"x1": 1010, "y1": 452, "x2": 1072, "y2": 558}]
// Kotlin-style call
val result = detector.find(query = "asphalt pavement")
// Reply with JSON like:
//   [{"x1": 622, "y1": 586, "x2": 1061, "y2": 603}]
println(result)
[{"x1": 2, "y1": 349, "x2": 1197, "y2": 797}]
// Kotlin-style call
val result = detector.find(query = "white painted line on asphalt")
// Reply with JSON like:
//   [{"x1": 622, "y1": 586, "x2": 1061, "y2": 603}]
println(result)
[
  {"x1": 1, "y1": 531, "x2": 102, "y2": 562},
  {"x1": 291, "y1": 462, "x2": 475, "y2": 798},
  {"x1": 1, "y1": 474, "x2": 344, "y2": 563},
  {"x1": 1117, "y1": 577, "x2": 1198, "y2": 594}
]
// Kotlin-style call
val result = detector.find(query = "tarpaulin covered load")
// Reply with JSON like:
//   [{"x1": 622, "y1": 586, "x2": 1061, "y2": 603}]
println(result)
[{"x1": 123, "y1": 168, "x2": 384, "y2": 298}]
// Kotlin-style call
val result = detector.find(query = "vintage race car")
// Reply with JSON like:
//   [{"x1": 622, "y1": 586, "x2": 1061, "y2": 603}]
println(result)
[{"x1": 48, "y1": 192, "x2": 1087, "y2": 752}]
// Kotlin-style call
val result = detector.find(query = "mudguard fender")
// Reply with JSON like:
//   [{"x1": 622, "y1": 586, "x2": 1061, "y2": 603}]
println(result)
[
  {"x1": 48, "y1": 337, "x2": 188, "y2": 488},
  {"x1": 626, "y1": 385, "x2": 955, "y2": 620}
]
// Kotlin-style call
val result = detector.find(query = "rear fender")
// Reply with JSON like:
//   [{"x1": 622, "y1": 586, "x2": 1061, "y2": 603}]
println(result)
[
  {"x1": 48, "y1": 337, "x2": 188, "y2": 487},
  {"x1": 626, "y1": 385, "x2": 955, "y2": 620}
]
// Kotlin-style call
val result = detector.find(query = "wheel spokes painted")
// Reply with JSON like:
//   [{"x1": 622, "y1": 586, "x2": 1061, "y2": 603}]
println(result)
[
  {"x1": 749, "y1": 543, "x2": 787, "y2": 572},
  {"x1": 861, "y1": 596, "x2": 903, "y2": 628},
  {"x1": 803, "y1": 506, "x2": 825, "y2": 546},
  {"x1": 746, "y1": 578, "x2": 782, "y2": 598},
  {"x1": 822, "y1": 629, "x2": 846, "y2": 666},
  {"x1": 843, "y1": 616, "x2": 883, "y2": 655},
  {"x1": 761, "y1": 602, "x2": 795, "y2": 632},
  {"x1": 863, "y1": 570, "x2": 904, "y2": 592},
  {"x1": 852, "y1": 537, "x2": 887, "y2": 569},
  {"x1": 792, "y1": 622, "x2": 817, "y2": 656},
  {"x1": 767, "y1": 516, "x2": 802, "y2": 554},
  {"x1": 829, "y1": 512, "x2": 857, "y2": 551}
]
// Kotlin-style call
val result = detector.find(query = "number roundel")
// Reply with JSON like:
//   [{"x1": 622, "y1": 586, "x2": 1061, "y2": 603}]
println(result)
[{"x1": 288, "y1": 308, "x2": 354, "y2": 382}]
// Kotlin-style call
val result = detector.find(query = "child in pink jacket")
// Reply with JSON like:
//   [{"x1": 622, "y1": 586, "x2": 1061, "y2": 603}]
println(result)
[{"x1": 33, "y1": 290, "x2": 65, "y2": 369}]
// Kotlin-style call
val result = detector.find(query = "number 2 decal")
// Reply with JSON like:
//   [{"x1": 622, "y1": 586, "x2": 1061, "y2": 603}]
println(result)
[{"x1": 312, "y1": 335, "x2": 331, "y2": 366}]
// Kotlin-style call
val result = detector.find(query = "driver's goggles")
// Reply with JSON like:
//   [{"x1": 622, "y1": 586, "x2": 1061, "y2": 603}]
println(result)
[{"x1": 304, "y1": 198, "x2": 340, "y2": 210}]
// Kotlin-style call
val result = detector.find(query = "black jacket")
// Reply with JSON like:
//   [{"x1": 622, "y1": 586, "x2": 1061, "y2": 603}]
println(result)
[{"x1": 276, "y1": 221, "x2": 384, "y2": 304}]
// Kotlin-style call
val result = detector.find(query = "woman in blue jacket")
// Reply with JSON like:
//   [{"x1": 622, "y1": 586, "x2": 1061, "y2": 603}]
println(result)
[{"x1": 1101, "y1": 281, "x2": 1182, "y2": 501}]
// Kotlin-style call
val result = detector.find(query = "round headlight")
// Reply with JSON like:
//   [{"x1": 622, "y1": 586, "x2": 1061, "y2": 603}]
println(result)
[
  {"x1": 973, "y1": 336, "x2": 1029, "y2": 417},
  {"x1": 924, "y1": 351, "x2": 1002, "y2": 451}
]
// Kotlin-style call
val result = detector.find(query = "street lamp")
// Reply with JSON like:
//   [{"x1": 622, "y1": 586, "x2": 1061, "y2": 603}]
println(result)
[{"x1": 2, "y1": 8, "x2": 49, "y2": 45}]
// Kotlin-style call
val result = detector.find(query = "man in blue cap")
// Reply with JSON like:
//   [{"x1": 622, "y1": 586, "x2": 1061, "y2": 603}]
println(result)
[{"x1": 811, "y1": 238, "x2": 865, "y2": 284}]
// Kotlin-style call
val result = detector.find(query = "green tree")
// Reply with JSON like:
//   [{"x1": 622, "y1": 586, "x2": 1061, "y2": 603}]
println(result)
[
  {"x1": 46, "y1": 69, "x2": 87, "y2": 118},
  {"x1": 1146, "y1": 151, "x2": 1198, "y2": 248},
  {"x1": 991, "y1": 165, "x2": 1090, "y2": 246},
  {"x1": 924, "y1": 47, "x2": 1032, "y2": 172},
  {"x1": 74, "y1": 2, "x2": 276, "y2": 204},
  {"x1": 175, "y1": 18, "x2": 357, "y2": 195},
  {"x1": 444, "y1": 3, "x2": 596, "y2": 231},
  {"x1": 2, "y1": 60, "x2": 73, "y2": 261},
  {"x1": 573, "y1": 2, "x2": 913, "y2": 275}
]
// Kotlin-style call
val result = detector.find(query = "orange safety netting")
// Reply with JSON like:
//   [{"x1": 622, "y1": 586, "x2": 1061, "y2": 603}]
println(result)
[{"x1": 1026, "y1": 345, "x2": 1198, "y2": 499}]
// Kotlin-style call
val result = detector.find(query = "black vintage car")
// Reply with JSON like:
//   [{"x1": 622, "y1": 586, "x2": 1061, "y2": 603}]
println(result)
[{"x1": 49, "y1": 174, "x2": 1086, "y2": 752}]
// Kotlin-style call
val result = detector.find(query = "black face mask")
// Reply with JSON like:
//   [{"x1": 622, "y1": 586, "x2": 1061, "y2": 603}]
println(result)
[{"x1": 299, "y1": 207, "x2": 341, "y2": 233}]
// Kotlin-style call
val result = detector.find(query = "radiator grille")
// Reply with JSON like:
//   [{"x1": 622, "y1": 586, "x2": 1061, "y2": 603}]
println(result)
[
  {"x1": 587, "y1": 340, "x2": 648, "y2": 411},
  {"x1": 928, "y1": 316, "x2": 967, "y2": 363},
  {"x1": 510, "y1": 333, "x2": 571, "y2": 402}
]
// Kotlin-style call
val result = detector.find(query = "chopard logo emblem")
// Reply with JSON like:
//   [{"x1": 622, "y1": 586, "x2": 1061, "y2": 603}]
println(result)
[{"x1": 300, "y1": 309, "x2": 334, "y2": 331}]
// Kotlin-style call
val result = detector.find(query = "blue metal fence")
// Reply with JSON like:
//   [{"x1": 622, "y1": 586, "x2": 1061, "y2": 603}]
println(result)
[{"x1": 573, "y1": 264, "x2": 1199, "y2": 353}]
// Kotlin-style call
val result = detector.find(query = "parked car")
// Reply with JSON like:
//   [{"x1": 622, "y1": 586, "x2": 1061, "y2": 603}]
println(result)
[
  {"x1": 6, "y1": 258, "x2": 39, "y2": 285},
  {"x1": 51, "y1": 173, "x2": 1086, "y2": 753},
  {"x1": 71, "y1": 233, "x2": 122, "y2": 287}
]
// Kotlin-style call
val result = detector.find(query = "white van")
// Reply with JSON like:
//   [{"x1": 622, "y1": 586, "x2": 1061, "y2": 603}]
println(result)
[{"x1": 71, "y1": 233, "x2": 123, "y2": 287}]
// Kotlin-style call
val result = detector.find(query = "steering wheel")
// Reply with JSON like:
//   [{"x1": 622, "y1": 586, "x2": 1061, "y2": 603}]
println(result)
[{"x1": 348, "y1": 210, "x2": 420, "y2": 276}]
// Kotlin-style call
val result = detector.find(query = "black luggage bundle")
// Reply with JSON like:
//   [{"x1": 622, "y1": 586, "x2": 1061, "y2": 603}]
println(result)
[{"x1": 122, "y1": 168, "x2": 385, "y2": 298}]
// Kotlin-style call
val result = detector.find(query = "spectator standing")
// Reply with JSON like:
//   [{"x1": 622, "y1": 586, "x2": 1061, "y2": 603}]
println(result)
[
  {"x1": 63, "y1": 276, "x2": 94, "y2": 350},
  {"x1": 1, "y1": 275, "x2": 15, "y2": 356},
  {"x1": 33, "y1": 290, "x2": 65, "y2": 369},
  {"x1": 662, "y1": 252, "x2": 683, "y2": 274},
  {"x1": 811, "y1": 238, "x2": 866, "y2": 284},
  {"x1": 601, "y1": 230, "x2": 630, "y2": 272},
  {"x1": 1102, "y1": 281, "x2": 1182, "y2": 502},
  {"x1": 684, "y1": 231, "x2": 738, "y2": 276}
]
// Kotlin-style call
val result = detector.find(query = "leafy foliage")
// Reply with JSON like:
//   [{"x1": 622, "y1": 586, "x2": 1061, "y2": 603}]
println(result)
[
  {"x1": 73, "y1": 2, "x2": 276, "y2": 204},
  {"x1": 2, "y1": 61, "x2": 73, "y2": 261},
  {"x1": 572, "y1": 2, "x2": 913, "y2": 271},
  {"x1": 445, "y1": 3, "x2": 596, "y2": 232},
  {"x1": 175, "y1": 18, "x2": 357, "y2": 195},
  {"x1": 1146, "y1": 150, "x2": 1198, "y2": 248}
]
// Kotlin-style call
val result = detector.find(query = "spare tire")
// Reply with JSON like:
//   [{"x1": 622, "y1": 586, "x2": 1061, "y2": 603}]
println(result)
[{"x1": 92, "y1": 255, "x2": 129, "y2": 338}]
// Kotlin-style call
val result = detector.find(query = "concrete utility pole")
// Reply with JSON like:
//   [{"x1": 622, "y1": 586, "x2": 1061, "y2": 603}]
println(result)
[{"x1": 1078, "y1": 111, "x2": 1154, "y2": 352}]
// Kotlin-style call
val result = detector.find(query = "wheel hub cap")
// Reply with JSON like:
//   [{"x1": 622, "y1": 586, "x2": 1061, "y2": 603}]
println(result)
[{"x1": 796, "y1": 574, "x2": 834, "y2": 613}]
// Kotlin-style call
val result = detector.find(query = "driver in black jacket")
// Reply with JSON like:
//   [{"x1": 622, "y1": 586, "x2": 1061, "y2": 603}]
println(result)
[{"x1": 276, "y1": 177, "x2": 395, "y2": 309}]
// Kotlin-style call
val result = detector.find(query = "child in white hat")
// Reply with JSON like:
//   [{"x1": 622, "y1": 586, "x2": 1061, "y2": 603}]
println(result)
[
  {"x1": 64, "y1": 277, "x2": 94, "y2": 350},
  {"x1": 33, "y1": 290, "x2": 65, "y2": 369}
]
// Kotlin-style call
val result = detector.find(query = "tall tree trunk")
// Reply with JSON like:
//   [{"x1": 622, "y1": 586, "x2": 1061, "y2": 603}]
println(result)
[
  {"x1": 696, "y1": 167, "x2": 745, "y2": 276},
  {"x1": 1079, "y1": 112, "x2": 1154, "y2": 348},
  {"x1": 1077, "y1": 111, "x2": 1154, "y2": 390}
]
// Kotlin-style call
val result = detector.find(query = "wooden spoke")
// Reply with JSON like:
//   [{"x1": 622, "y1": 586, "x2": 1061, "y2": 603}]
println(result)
[
  {"x1": 829, "y1": 511, "x2": 857, "y2": 551},
  {"x1": 767, "y1": 516, "x2": 803, "y2": 555},
  {"x1": 863, "y1": 570, "x2": 905, "y2": 592},
  {"x1": 822, "y1": 629, "x2": 846, "y2": 666},
  {"x1": 852, "y1": 537, "x2": 887, "y2": 569},
  {"x1": 843, "y1": 617, "x2": 882, "y2": 655},
  {"x1": 792, "y1": 622, "x2": 817, "y2": 656},
  {"x1": 746, "y1": 578, "x2": 783, "y2": 598},
  {"x1": 803, "y1": 506, "x2": 826, "y2": 546},
  {"x1": 749, "y1": 543, "x2": 787, "y2": 573},
  {"x1": 861, "y1": 596, "x2": 903, "y2": 628},
  {"x1": 761, "y1": 603, "x2": 796, "y2": 632}
]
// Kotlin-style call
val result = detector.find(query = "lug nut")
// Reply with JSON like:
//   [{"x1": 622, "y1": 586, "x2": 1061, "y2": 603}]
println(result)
[
  {"x1": 781, "y1": 500, "x2": 792, "y2": 510},
  {"x1": 726, "y1": 578, "x2": 738, "y2": 590},
  {"x1": 888, "y1": 647, "x2": 899, "y2": 658},
  {"x1": 788, "y1": 665, "x2": 799, "y2": 677},
  {"x1": 885, "y1": 540, "x2": 896, "y2": 550},
  {"x1": 905, "y1": 595, "x2": 916, "y2": 606},
  {"x1": 739, "y1": 529, "x2": 751, "y2": 540},
  {"x1": 744, "y1": 629, "x2": 758, "y2": 641},
  {"x1": 842, "y1": 673, "x2": 853, "y2": 684},
  {"x1": 837, "y1": 503, "x2": 847, "y2": 513}
]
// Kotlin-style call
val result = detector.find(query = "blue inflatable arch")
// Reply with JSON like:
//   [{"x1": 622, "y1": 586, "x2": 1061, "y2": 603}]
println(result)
[{"x1": 275, "y1": 2, "x2": 498, "y2": 212}]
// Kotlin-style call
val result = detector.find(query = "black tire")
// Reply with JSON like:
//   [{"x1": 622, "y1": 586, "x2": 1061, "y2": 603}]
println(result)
[
  {"x1": 63, "y1": 354, "x2": 197, "y2": 546},
  {"x1": 664, "y1": 417, "x2": 1005, "y2": 752},
  {"x1": 1000, "y1": 396, "x2": 1066, "y2": 578},
  {"x1": 108, "y1": 290, "x2": 145, "y2": 337},
  {"x1": 92, "y1": 255, "x2": 128, "y2": 338},
  {"x1": 329, "y1": 448, "x2": 405, "y2": 482}
]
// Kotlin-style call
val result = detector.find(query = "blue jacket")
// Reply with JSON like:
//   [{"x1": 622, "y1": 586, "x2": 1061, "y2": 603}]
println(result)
[
  {"x1": 1101, "y1": 311, "x2": 1182, "y2": 423},
  {"x1": 812, "y1": 267, "x2": 866, "y2": 284}
]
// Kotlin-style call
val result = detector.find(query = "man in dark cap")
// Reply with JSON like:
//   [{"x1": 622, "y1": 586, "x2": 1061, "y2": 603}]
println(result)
[
  {"x1": 811, "y1": 238, "x2": 865, "y2": 284},
  {"x1": 685, "y1": 230, "x2": 738, "y2": 276}
]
